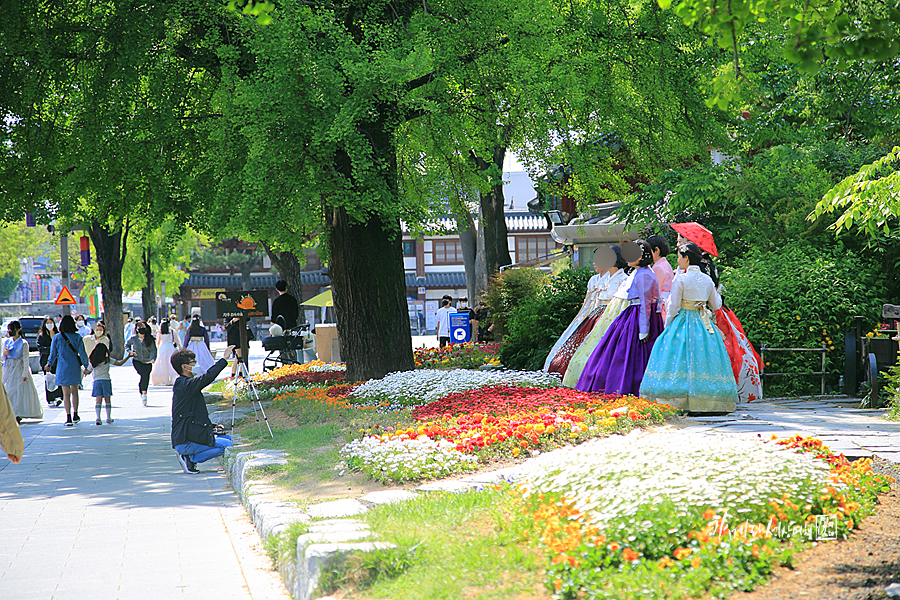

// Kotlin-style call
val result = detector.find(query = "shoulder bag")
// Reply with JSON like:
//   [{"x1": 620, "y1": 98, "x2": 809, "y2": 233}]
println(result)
[{"x1": 62, "y1": 333, "x2": 85, "y2": 368}]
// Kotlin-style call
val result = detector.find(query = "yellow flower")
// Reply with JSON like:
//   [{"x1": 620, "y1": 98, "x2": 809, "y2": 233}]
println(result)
[
  {"x1": 866, "y1": 332, "x2": 874, "y2": 338},
  {"x1": 795, "y1": 315, "x2": 801, "y2": 320}
]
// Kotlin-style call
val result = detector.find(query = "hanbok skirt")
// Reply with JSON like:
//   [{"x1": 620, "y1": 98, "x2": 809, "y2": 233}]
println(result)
[
  {"x1": 543, "y1": 300, "x2": 598, "y2": 371},
  {"x1": 715, "y1": 307, "x2": 763, "y2": 403},
  {"x1": 563, "y1": 297, "x2": 629, "y2": 388},
  {"x1": 640, "y1": 309, "x2": 737, "y2": 413},
  {"x1": 575, "y1": 303, "x2": 664, "y2": 396},
  {"x1": 3, "y1": 357, "x2": 43, "y2": 419},
  {"x1": 150, "y1": 341, "x2": 180, "y2": 386},
  {"x1": 547, "y1": 304, "x2": 607, "y2": 378},
  {"x1": 186, "y1": 339, "x2": 216, "y2": 375}
]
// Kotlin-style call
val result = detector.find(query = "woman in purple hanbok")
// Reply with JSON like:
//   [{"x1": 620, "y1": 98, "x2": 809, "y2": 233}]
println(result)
[{"x1": 576, "y1": 240, "x2": 663, "y2": 396}]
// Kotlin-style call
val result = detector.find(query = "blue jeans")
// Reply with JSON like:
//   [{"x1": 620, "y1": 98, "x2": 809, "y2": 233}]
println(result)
[{"x1": 175, "y1": 435, "x2": 233, "y2": 464}]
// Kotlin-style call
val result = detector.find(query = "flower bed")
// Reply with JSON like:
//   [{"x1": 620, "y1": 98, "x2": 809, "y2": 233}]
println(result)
[
  {"x1": 347, "y1": 369, "x2": 560, "y2": 410},
  {"x1": 341, "y1": 391, "x2": 679, "y2": 482},
  {"x1": 516, "y1": 432, "x2": 894, "y2": 599},
  {"x1": 340, "y1": 436, "x2": 480, "y2": 482},
  {"x1": 413, "y1": 342, "x2": 502, "y2": 369},
  {"x1": 230, "y1": 361, "x2": 347, "y2": 401}
]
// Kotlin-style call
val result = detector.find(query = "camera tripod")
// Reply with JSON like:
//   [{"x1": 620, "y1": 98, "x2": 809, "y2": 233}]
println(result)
[{"x1": 230, "y1": 353, "x2": 274, "y2": 439}]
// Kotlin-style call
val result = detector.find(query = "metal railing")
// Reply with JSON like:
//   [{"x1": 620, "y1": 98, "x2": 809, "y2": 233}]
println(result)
[{"x1": 759, "y1": 345, "x2": 828, "y2": 397}]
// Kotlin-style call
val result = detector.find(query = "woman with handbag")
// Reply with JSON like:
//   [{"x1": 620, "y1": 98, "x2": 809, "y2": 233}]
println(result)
[
  {"x1": 46, "y1": 315, "x2": 89, "y2": 426},
  {"x1": 38, "y1": 317, "x2": 63, "y2": 407}
]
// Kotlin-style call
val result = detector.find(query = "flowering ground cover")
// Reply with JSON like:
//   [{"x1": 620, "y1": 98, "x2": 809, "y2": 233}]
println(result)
[
  {"x1": 341, "y1": 386, "x2": 679, "y2": 482},
  {"x1": 413, "y1": 342, "x2": 502, "y2": 369},
  {"x1": 516, "y1": 432, "x2": 893, "y2": 599},
  {"x1": 346, "y1": 368, "x2": 560, "y2": 410},
  {"x1": 229, "y1": 361, "x2": 346, "y2": 401}
]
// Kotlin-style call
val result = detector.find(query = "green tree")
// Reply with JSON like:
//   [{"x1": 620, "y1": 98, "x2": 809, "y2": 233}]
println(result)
[{"x1": 0, "y1": 1, "x2": 220, "y2": 353}]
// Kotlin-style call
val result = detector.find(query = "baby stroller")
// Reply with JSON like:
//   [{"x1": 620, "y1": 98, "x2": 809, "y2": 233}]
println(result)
[{"x1": 262, "y1": 323, "x2": 311, "y2": 371}]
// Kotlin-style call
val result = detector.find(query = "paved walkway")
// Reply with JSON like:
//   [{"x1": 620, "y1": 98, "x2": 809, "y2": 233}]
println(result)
[
  {"x1": 0, "y1": 353, "x2": 289, "y2": 600},
  {"x1": 679, "y1": 397, "x2": 900, "y2": 461}
]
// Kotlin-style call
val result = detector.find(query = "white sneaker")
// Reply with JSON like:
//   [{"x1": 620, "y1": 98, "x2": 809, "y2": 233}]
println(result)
[{"x1": 142, "y1": 395, "x2": 147, "y2": 406}]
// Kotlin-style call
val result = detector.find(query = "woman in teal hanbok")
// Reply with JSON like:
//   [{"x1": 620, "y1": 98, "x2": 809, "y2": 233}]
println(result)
[{"x1": 640, "y1": 243, "x2": 737, "y2": 413}]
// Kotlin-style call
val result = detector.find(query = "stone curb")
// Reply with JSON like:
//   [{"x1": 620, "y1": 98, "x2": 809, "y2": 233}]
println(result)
[{"x1": 222, "y1": 446, "x2": 521, "y2": 600}]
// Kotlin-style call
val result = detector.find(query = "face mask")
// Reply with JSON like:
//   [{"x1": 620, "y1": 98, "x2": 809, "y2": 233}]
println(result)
[
  {"x1": 190, "y1": 365, "x2": 202, "y2": 377},
  {"x1": 458, "y1": 302, "x2": 467, "y2": 308}
]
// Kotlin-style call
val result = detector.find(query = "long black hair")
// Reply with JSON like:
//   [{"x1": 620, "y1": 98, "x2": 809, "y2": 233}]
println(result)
[
  {"x1": 59, "y1": 315, "x2": 76, "y2": 334},
  {"x1": 188, "y1": 316, "x2": 205, "y2": 337},
  {"x1": 41, "y1": 317, "x2": 58, "y2": 338},
  {"x1": 677, "y1": 242, "x2": 703, "y2": 266},
  {"x1": 699, "y1": 254, "x2": 720, "y2": 287},
  {"x1": 160, "y1": 319, "x2": 170, "y2": 335},
  {"x1": 90, "y1": 342, "x2": 110, "y2": 368},
  {"x1": 138, "y1": 325, "x2": 155, "y2": 347}
]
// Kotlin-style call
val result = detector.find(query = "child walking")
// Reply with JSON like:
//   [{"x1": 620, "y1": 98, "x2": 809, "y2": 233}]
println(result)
[{"x1": 84, "y1": 343, "x2": 132, "y2": 425}]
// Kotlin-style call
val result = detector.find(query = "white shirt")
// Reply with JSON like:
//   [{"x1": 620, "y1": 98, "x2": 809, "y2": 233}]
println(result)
[
  {"x1": 665, "y1": 265, "x2": 722, "y2": 328},
  {"x1": 599, "y1": 269, "x2": 628, "y2": 303},
  {"x1": 436, "y1": 306, "x2": 453, "y2": 337}
]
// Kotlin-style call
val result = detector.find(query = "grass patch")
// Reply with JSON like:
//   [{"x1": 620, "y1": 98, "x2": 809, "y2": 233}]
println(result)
[
  {"x1": 232, "y1": 390, "x2": 409, "y2": 488},
  {"x1": 319, "y1": 488, "x2": 546, "y2": 600},
  {"x1": 264, "y1": 520, "x2": 310, "y2": 568}
]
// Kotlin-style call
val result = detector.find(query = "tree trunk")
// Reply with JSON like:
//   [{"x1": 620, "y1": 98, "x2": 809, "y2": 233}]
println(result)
[
  {"x1": 240, "y1": 254, "x2": 255, "y2": 291},
  {"x1": 89, "y1": 218, "x2": 129, "y2": 357},
  {"x1": 476, "y1": 146, "x2": 512, "y2": 280},
  {"x1": 262, "y1": 243, "x2": 306, "y2": 321},
  {"x1": 455, "y1": 210, "x2": 482, "y2": 301},
  {"x1": 327, "y1": 206, "x2": 414, "y2": 382},
  {"x1": 141, "y1": 246, "x2": 156, "y2": 320}
]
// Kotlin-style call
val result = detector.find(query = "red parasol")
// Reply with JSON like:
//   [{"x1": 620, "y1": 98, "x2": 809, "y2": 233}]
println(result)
[{"x1": 670, "y1": 222, "x2": 719, "y2": 257}]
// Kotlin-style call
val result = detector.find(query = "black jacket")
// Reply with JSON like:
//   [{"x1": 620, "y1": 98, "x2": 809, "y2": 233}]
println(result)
[
  {"x1": 171, "y1": 358, "x2": 228, "y2": 448},
  {"x1": 271, "y1": 293, "x2": 299, "y2": 329}
]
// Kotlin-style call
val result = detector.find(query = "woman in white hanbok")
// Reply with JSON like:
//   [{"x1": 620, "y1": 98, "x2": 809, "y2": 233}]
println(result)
[
  {"x1": 2, "y1": 321, "x2": 43, "y2": 420},
  {"x1": 182, "y1": 316, "x2": 216, "y2": 375},
  {"x1": 150, "y1": 320, "x2": 182, "y2": 386}
]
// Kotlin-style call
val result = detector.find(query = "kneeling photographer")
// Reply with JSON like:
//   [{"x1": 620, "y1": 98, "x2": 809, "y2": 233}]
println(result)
[{"x1": 171, "y1": 345, "x2": 236, "y2": 474}]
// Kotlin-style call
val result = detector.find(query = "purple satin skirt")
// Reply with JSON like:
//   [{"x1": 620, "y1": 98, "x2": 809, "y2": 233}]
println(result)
[{"x1": 575, "y1": 303, "x2": 663, "y2": 396}]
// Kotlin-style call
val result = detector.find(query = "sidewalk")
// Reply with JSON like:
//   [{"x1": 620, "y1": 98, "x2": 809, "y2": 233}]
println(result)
[{"x1": 0, "y1": 362, "x2": 288, "y2": 600}]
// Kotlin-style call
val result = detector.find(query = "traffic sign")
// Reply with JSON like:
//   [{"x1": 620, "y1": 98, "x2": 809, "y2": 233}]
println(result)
[
  {"x1": 55, "y1": 286, "x2": 76, "y2": 305},
  {"x1": 449, "y1": 312, "x2": 471, "y2": 343}
]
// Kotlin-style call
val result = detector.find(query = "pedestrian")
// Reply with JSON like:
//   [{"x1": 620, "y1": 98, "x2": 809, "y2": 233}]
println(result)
[
  {"x1": 46, "y1": 315, "x2": 89, "y2": 426},
  {"x1": 2, "y1": 321, "x2": 43, "y2": 422},
  {"x1": 147, "y1": 316, "x2": 159, "y2": 336},
  {"x1": 640, "y1": 242, "x2": 738, "y2": 413},
  {"x1": 123, "y1": 317, "x2": 135, "y2": 342},
  {"x1": 563, "y1": 251, "x2": 635, "y2": 388},
  {"x1": 37, "y1": 317, "x2": 63, "y2": 407},
  {"x1": 647, "y1": 234, "x2": 675, "y2": 323},
  {"x1": 170, "y1": 345, "x2": 236, "y2": 474},
  {"x1": 435, "y1": 299, "x2": 452, "y2": 347},
  {"x1": 670, "y1": 222, "x2": 763, "y2": 403},
  {"x1": 226, "y1": 317, "x2": 254, "y2": 377},
  {"x1": 125, "y1": 324, "x2": 157, "y2": 406},
  {"x1": 474, "y1": 300, "x2": 491, "y2": 342},
  {"x1": 0, "y1": 371, "x2": 23, "y2": 463},
  {"x1": 575, "y1": 240, "x2": 663, "y2": 395},
  {"x1": 84, "y1": 343, "x2": 131, "y2": 425},
  {"x1": 83, "y1": 320, "x2": 110, "y2": 358},
  {"x1": 150, "y1": 319, "x2": 182, "y2": 386},
  {"x1": 182, "y1": 315, "x2": 215, "y2": 375},
  {"x1": 548, "y1": 246, "x2": 628, "y2": 378},
  {"x1": 456, "y1": 297, "x2": 477, "y2": 340},
  {"x1": 75, "y1": 315, "x2": 91, "y2": 337},
  {"x1": 271, "y1": 280, "x2": 299, "y2": 330}
]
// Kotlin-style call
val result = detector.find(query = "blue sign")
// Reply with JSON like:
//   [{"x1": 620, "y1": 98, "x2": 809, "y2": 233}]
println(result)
[{"x1": 450, "y1": 312, "x2": 471, "y2": 343}]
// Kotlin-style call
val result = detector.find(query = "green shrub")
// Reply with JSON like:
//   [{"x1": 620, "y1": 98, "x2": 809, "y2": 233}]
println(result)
[
  {"x1": 500, "y1": 267, "x2": 595, "y2": 370},
  {"x1": 722, "y1": 242, "x2": 887, "y2": 396},
  {"x1": 483, "y1": 267, "x2": 549, "y2": 340}
]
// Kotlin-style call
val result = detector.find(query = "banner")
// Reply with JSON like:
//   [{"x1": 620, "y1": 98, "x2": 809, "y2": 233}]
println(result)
[{"x1": 191, "y1": 288, "x2": 224, "y2": 300}]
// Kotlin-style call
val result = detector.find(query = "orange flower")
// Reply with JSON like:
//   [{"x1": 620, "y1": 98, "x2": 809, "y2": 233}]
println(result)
[
  {"x1": 608, "y1": 542, "x2": 620, "y2": 552},
  {"x1": 554, "y1": 578, "x2": 563, "y2": 591},
  {"x1": 657, "y1": 557, "x2": 674, "y2": 569},
  {"x1": 751, "y1": 544, "x2": 760, "y2": 558},
  {"x1": 622, "y1": 548, "x2": 640, "y2": 562},
  {"x1": 690, "y1": 556, "x2": 701, "y2": 568},
  {"x1": 673, "y1": 547, "x2": 692, "y2": 560},
  {"x1": 702, "y1": 508, "x2": 716, "y2": 520}
]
